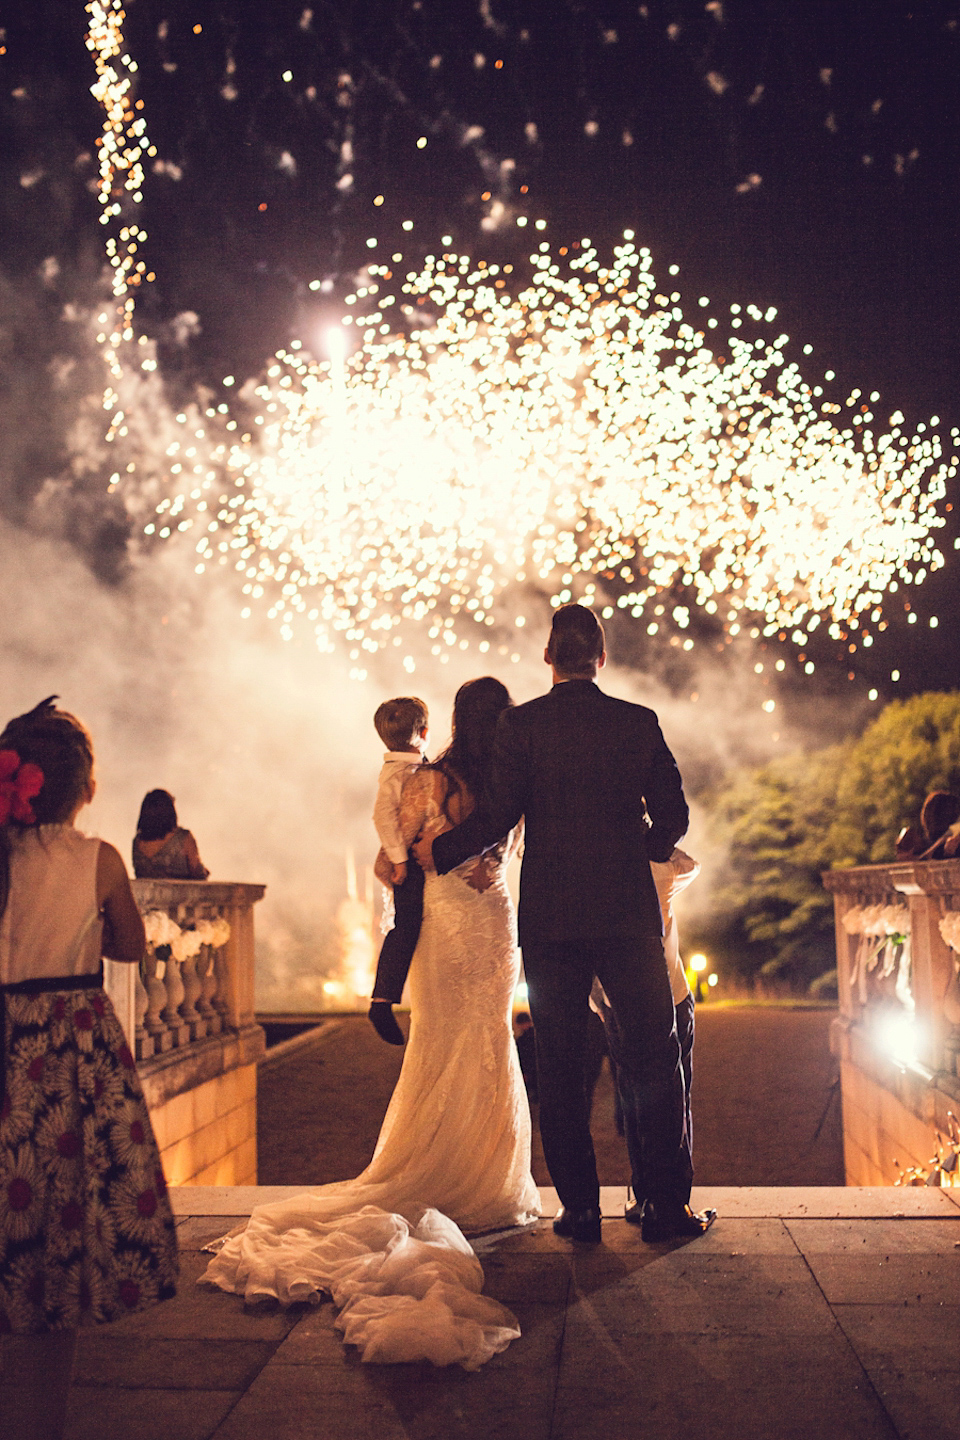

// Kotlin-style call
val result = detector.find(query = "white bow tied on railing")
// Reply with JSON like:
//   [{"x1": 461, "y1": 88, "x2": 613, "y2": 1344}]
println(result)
[
  {"x1": 140, "y1": 910, "x2": 233, "y2": 1057},
  {"x1": 842, "y1": 902, "x2": 913, "y2": 1009},
  {"x1": 938, "y1": 911, "x2": 960, "y2": 954}
]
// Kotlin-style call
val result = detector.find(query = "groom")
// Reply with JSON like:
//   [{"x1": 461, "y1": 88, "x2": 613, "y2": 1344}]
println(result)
[{"x1": 416, "y1": 603, "x2": 714, "y2": 1243}]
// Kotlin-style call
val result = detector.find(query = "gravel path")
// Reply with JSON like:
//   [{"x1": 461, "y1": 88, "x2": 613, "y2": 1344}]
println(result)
[{"x1": 257, "y1": 1004, "x2": 844, "y2": 1188}]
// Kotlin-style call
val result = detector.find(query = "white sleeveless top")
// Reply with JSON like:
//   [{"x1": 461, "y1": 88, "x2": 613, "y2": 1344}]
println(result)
[{"x1": 0, "y1": 826, "x2": 104, "y2": 984}]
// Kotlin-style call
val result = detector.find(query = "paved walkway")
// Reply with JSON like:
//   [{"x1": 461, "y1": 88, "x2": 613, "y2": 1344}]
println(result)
[{"x1": 36, "y1": 1185, "x2": 960, "y2": 1440}]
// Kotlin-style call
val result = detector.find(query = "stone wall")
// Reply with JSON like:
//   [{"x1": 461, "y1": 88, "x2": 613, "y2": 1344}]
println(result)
[
  {"x1": 823, "y1": 860, "x2": 960, "y2": 1185},
  {"x1": 105, "y1": 879, "x2": 266, "y2": 1186}
]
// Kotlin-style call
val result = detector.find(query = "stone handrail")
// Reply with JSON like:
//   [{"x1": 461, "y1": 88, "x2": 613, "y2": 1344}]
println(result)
[
  {"x1": 105, "y1": 879, "x2": 266, "y2": 1066},
  {"x1": 822, "y1": 859, "x2": 960, "y2": 1078}
]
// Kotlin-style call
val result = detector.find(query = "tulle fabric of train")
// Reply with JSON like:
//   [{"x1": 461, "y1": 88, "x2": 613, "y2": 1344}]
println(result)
[{"x1": 202, "y1": 1204, "x2": 520, "y2": 1370}]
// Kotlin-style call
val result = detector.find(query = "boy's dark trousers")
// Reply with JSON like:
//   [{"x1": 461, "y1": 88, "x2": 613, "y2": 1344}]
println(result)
[{"x1": 371, "y1": 858, "x2": 425, "y2": 1003}]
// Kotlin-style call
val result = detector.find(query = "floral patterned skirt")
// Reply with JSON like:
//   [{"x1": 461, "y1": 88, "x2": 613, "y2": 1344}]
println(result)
[{"x1": 0, "y1": 982, "x2": 179, "y2": 1332}]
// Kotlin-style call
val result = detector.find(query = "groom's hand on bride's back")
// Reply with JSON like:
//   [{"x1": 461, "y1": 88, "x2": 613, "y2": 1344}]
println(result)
[
  {"x1": 464, "y1": 858, "x2": 495, "y2": 892},
  {"x1": 411, "y1": 833, "x2": 436, "y2": 871}
]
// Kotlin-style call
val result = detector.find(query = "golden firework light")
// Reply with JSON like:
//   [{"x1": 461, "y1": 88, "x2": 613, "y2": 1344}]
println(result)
[{"x1": 87, "y1": 3, "x2": 955, "y2": 686}]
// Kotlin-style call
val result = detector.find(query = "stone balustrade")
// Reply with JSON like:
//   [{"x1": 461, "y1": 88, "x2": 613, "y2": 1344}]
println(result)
[
  {"x1": 822, "y1": 859, "x2": 960, "y2": 1184},
  {"x1": 105, "y1": 879, "x2": 267, "y2": 1186}
]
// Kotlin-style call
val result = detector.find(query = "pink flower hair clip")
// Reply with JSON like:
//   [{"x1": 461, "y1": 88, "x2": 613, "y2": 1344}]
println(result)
[{"x1": 0, "y1": 750, "x2": 45, "y2": 826}]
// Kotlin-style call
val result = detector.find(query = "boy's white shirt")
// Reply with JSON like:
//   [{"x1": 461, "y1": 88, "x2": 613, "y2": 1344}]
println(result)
[
  {"x1": 590, "y1": 848, "x2": 700, "y2": 1017},
  {"x1": 373, "y1": 751, "x2": 426, "y2": 863}
]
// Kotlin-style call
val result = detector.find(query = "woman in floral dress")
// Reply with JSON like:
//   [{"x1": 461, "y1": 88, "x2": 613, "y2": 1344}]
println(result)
[{"x1": 0, "y1": 698, "x2": 178, "y2": 1440}]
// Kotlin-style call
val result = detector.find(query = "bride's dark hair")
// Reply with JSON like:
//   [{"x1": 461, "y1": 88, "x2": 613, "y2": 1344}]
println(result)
[{"x1": 432, "y1": 676, "x2": 512, "y2": 824}]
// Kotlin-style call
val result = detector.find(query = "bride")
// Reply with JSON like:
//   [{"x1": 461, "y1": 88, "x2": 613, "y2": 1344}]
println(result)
[{"x1": 203, "y1": 677, "x2": 540, "y2": 1367}]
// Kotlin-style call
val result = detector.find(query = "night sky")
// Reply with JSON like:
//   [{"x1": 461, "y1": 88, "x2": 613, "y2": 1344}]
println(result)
[{"x1": 3, "y1": 0, "x2": 960, "y2": 706}]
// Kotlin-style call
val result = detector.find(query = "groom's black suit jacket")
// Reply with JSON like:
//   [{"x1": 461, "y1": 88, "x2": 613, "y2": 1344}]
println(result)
[{"x1": 432, "y1": 679, "x2": 688, "y2": 946}]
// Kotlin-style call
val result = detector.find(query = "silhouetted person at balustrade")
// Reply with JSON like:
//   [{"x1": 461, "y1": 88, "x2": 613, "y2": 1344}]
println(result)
[
  {"x1": 895, "y1": 791, "x2": 960, "y2": 861},
  {"x1": 133, "y1": 789, "x2": 209, "y2": 879}
]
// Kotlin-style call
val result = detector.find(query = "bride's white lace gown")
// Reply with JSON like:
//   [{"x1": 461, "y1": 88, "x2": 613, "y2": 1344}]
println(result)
[{"x1": 203, "y1": 768, "x2": 539, "y2": 1367}]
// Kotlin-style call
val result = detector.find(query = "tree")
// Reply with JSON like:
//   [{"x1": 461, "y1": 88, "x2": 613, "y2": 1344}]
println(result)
[
  {"x1": 699, "y1": 692, "x2": 960, "y2": 991},
  {"x1": 827, "y1": 692, "x2": 960, "y2": 865},
  {"x1": 701, "y1": 742, "x2": 849, "y2": 989}
]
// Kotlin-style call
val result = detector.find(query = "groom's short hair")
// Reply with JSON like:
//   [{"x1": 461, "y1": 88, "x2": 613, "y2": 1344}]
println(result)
[
  {"x1": 374, "y1": 696, "x2": 429, "y2": 750},
  {"x1": 547, "y1": 603, "x2": 605, "y2": 678}
]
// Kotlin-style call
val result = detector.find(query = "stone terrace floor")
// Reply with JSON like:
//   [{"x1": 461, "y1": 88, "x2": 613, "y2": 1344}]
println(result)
[{"x1": 24, "y1": 1185, "x2": 960, "y2": 1440}]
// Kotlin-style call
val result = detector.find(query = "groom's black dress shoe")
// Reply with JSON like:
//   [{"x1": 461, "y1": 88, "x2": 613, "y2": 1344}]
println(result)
[
  {"x1": 552, "y1": 1206, "x2": 602, "y2": 1244},
  {"x1": 632, "y1": 1201, "x2": 717, "y2": 1243}
]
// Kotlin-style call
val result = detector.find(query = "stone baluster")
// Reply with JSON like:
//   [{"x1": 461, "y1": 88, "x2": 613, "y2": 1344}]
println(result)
[
  {"x1": 196, "y1": 946, "x2": 220, "y2": 1035},
  {"x1": 142, "y1": 948, "x2": 170, "y2": 1054},
  {"x1": 161, "y1": 953, "x2": 190, "y2": 1048},
  {"x1": 211, "y1": 944, "x2": 231, "y2": 1030},
  {"x1": 134, "y1": 960, "x2": 151, "y2": 1062},
  {"x1": 178, "y1": 940, "x2": 205, "y2": 1041}
]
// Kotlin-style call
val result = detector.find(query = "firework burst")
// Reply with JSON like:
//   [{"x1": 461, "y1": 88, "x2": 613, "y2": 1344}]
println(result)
[
  {"x1": 164, "y1": 240, "x2": 949, "y2": 676},
  {"x1": 85, "y1": 3, "x2": 953, "y2": 682}
]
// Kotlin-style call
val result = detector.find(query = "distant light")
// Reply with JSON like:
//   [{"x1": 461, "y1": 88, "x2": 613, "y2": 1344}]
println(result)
[
  {"x1": 868, "y1": 689, "x2": 878, "y2": 701},
  {"x1": 689, "y1": 953, "x2": 707, "y2": 973},
  {"x1": 402, "y1": 220, "x2": 413, "y2": 230},
  {"x1": 417, "y1": 137, "x2": 427, "y2": 149},
  {"x1": 891, "y1": 670, "x2": 900, "y2": 681},
  {"x1": 707, "y1": 973, "x2": 718, "y2": 987},
  {"x1": 282, "y1": 70, "x2": 293, "y2": 82},
  {"x1": 514, "y1": 982, "x2": 529, "y2": 1003},
  {"x1": 373, "y1": 194, "x2": 384, "y2": 206},
  {"x1": 762, "y1": 699, "x2": 776, "y2": 712},
  {"x1": 223, "y1": 376, "x2": 235, "y2": 387},
  {"x1": 365, "y1": 237, "x2": 377, "y2": 248}
]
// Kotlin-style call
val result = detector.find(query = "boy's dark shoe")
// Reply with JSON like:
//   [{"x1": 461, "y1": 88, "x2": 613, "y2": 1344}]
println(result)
[{"x1": 368, "y1": 1002, "x2": 405, "y2": 1046}]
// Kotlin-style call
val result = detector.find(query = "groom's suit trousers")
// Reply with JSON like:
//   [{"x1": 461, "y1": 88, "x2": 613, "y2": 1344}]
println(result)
[{"x1": 521, "y1": 933, "x2": 688, "y2": 1213}]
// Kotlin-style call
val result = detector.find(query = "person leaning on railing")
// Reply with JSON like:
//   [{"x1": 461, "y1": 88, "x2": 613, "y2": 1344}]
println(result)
[
  {"x1": 132, "y1": 788, "x2": 209, "y2": 880},
  {"x1": 895, "y1": 791, "x2": 960, "y2": 861}
]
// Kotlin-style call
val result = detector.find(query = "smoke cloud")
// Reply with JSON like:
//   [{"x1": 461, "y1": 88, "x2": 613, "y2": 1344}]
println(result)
[{"x1": 0, "y1": 283, "x2": 854, "y2": 1011}]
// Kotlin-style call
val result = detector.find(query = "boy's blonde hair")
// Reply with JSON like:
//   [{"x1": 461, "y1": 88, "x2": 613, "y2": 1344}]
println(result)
[{"x1": 374, "y1": 696, "x2": 429, "y2": 750}]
